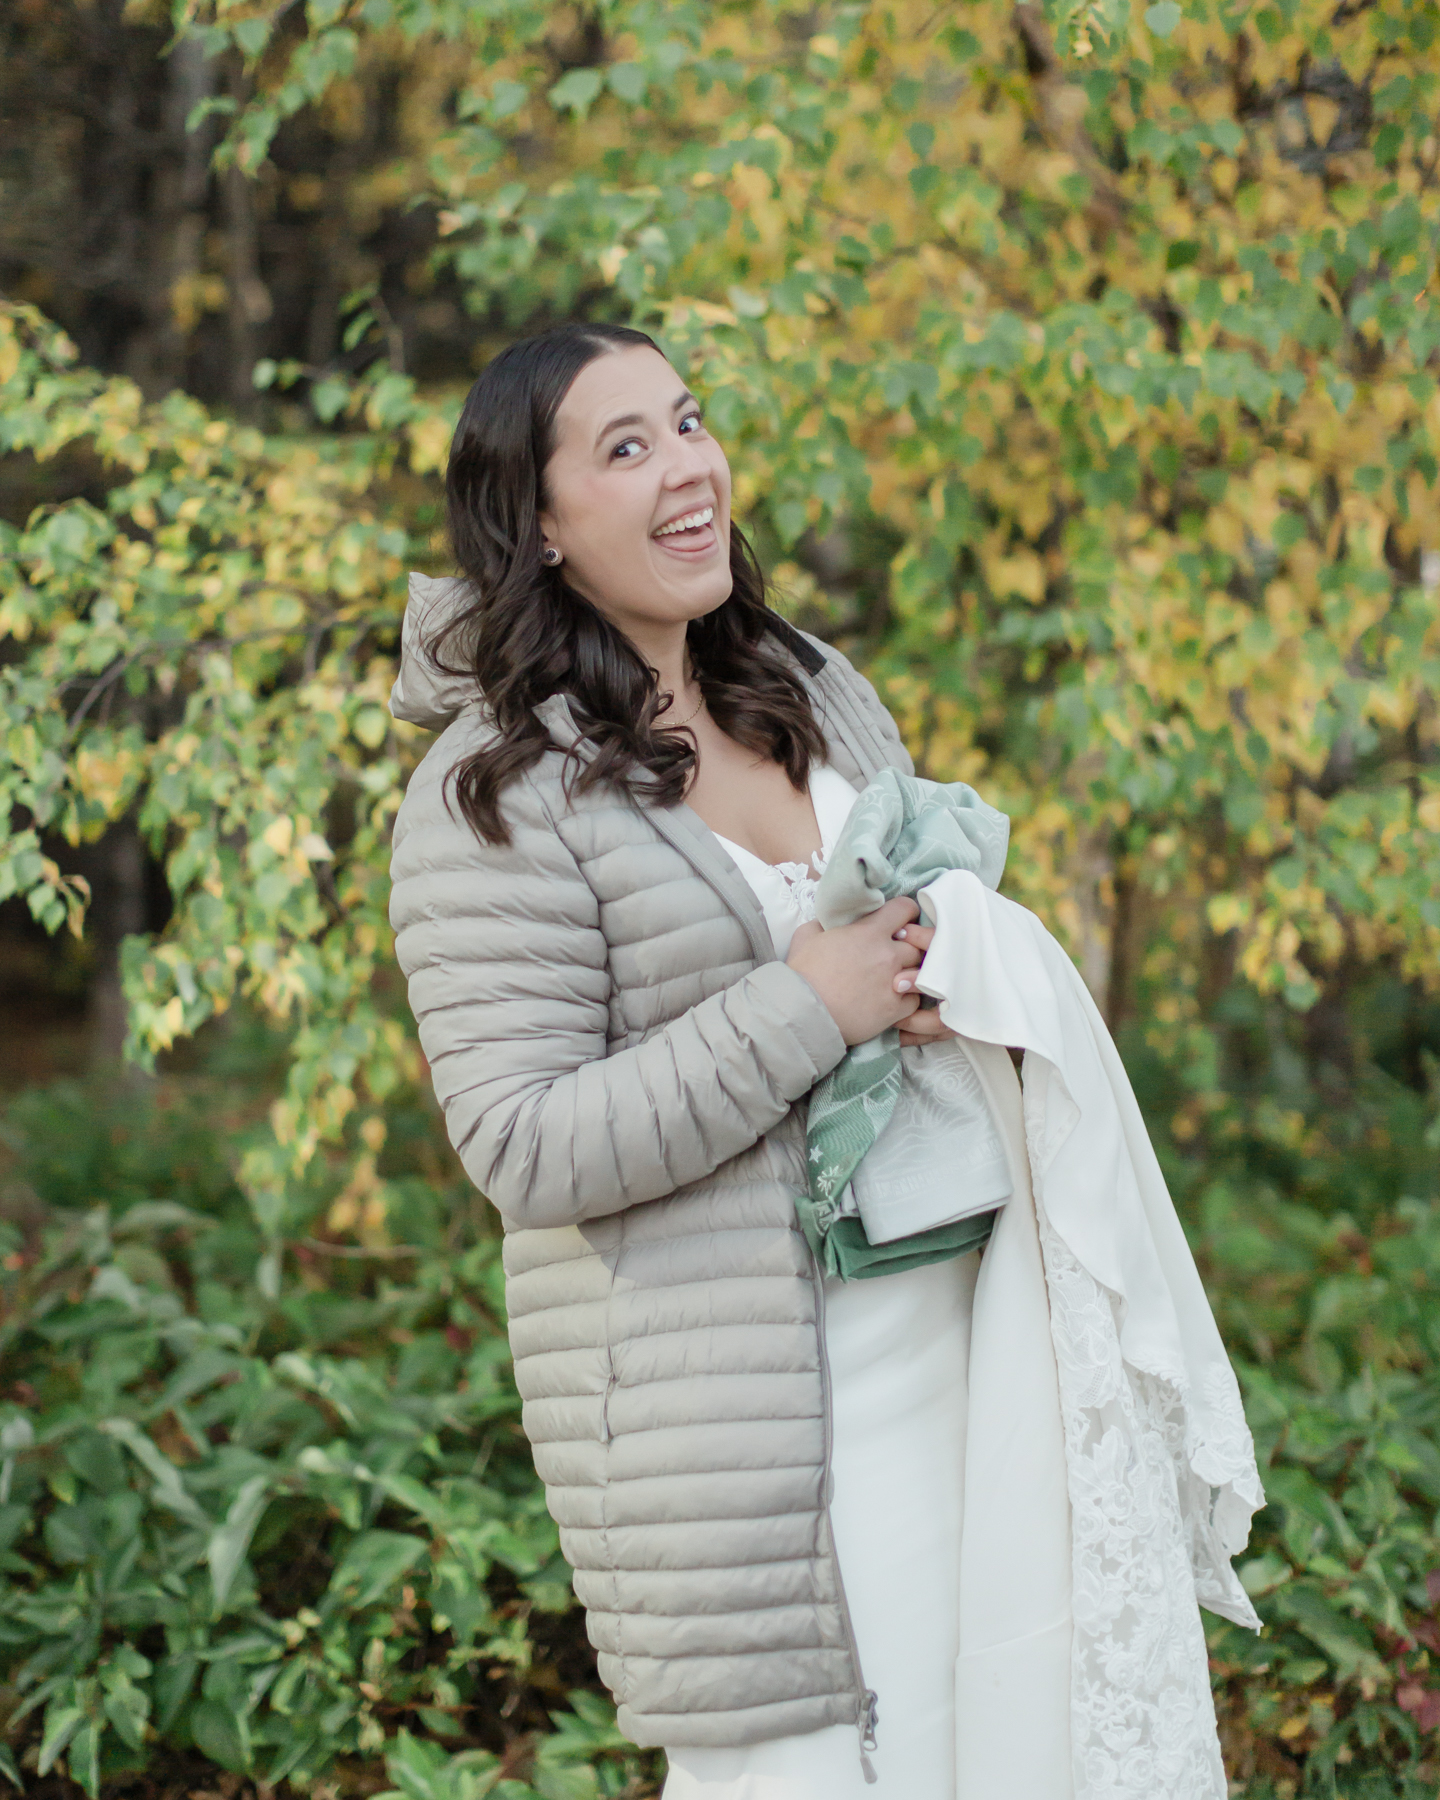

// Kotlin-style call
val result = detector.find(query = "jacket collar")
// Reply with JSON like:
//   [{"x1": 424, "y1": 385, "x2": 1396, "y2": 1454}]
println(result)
[{"x1": 534, "y1": 655, "x2": 894, "y2": 968}]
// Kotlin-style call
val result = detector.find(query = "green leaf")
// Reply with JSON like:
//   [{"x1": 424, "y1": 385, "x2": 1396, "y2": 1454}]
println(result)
[
  {"x1": 102, "y1": 1674, "x2": 150, "y2": 1751},
  {"x1": 327, "y1": 1529, "x2": 428, "y2": 1610},
  {"x1": 233, "y1": 18, "x2": 271, "y2": 58},
  {"x1": 66, "y1": 1722, "x2": 101, "y2": 1800},
  {"x1": 152, "y1": 1654, "x2": 197, "y2": 1733},
  {"x1": 311, "y1": 376, "x2": 351, "y2": 423},
  {"x1": 1208, "y1": 118, "x2": 1243, "y2": 156},
  {"x1": 208, "y1": 1474, "x2": 271, "y2": 1610},
  {"x1": 1272, "y1": 1583, "x2": 1387, "y2": 1680},
  {"x1": 488, "y1": 79, "x2": 529, "y2": 120},
  {"x1": 37, "y1": 1701, "x2": 84, "y2": 1777},
  {"x1": 1145, "y1": 2, "x2": 1183, "y2": 35},
  {"x1": 190, "y1": 1698, "x2": 250, "y2": 1772},
  {"x1": 549, "y1": 69, "x2": 604, "y2": 117},
  {"x1": 607, "y1": 63, "x2": 647, "y2": 105},
  {"x1": 100, "y1": 1418, "x2": 211, "y2": 1529}
]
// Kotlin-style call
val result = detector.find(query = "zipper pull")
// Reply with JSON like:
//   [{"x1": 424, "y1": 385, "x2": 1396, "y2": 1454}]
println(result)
[{"x1": 858, "y1": 1690, "x2": 879, "y2": 1784}]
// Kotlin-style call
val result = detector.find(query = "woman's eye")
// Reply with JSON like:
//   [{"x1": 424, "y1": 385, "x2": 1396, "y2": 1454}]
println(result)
[
  {"x1": 678, "y1": 412, "x2": 703, "y2": 435},
  {"x1": 612, "y1": 437, "x2": 644, "y2": 459}
]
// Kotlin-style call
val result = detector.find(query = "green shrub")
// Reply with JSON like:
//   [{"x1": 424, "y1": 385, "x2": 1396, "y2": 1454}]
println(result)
[
  {"x1": 1137, "y1": 990, "x2": 1440, "y2": 1796},
  {"x1": 0, "y1": 1060, "x2": 660, "y2": 1799},
  {"x1": 4, "y1": 996, "x2": 1440, "y2": 1797}
]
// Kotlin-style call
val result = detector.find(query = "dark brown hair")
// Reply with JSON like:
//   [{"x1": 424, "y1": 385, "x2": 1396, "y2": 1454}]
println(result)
[{"x1": 432, "y1": 321, "x2": 827, "y2": 844}]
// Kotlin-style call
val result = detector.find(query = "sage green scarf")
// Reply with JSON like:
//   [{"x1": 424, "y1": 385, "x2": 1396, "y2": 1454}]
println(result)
[{"x1": 800, "y1": 769, "x2": 1011, "y2": 1280}]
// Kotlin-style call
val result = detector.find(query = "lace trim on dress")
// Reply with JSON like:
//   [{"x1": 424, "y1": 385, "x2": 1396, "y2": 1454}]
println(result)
[
  {"x1": 1035, "y1": 1223, "x2": 1230, "y2": 1800},
  {"x1": 1021, "y1": 1067, "x2": 1262, "y2": 1800},
  {"x1": 768, "y1": 848, "x2": 826, "y2": 923}
]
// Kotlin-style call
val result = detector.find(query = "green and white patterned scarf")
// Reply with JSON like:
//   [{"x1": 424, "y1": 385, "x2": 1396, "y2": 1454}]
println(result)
[{"x1": 800, "y1": 769, "x2": 1011, "y2": 1280}]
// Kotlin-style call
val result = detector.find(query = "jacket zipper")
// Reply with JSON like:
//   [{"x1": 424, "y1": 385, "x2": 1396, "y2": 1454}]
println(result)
[
  {"x1": 599, "y1": 1370, "x2": 616, "y2": 1443},
  {"x1": 812, "y1": 1262, "x2": 880, "y2": 1785}
]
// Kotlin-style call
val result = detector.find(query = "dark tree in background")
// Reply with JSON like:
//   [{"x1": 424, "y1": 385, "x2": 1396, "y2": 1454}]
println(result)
[
  {"x1": 0, "y1": 0, "x2": 478, "y2": 1061},
  {"x1": 0, "y1": 0, "x2": 481, "y2": 404}
]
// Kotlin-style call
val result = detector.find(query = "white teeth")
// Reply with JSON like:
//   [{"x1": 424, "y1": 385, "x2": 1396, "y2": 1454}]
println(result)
[{"x1": 653, "y1": 506, "x2": 714, "y2": 538}]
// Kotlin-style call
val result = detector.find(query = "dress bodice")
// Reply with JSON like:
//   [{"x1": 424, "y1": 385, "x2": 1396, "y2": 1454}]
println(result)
[{"x1": 709, "y1": 764, "x2": 861, "y2": 957}]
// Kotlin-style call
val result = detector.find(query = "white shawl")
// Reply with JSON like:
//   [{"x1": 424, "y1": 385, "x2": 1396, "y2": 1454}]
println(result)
[{"x1": 917, "y1": 870, "x2": 1264, "y2": 1800}]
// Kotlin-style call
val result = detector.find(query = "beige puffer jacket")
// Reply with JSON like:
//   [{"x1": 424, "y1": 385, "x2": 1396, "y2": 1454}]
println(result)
[{"x1": 388, "y1": 575, "x2": 913, "y2": 1752}]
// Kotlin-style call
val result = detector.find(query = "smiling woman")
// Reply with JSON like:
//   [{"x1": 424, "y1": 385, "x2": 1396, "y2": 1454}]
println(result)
[
  {"x1": 386, "y1": 325, "x2": 1046, "y2": 1800},
  {"x1": 431, "y1": 325, "x2": 836, "y2": 863}
]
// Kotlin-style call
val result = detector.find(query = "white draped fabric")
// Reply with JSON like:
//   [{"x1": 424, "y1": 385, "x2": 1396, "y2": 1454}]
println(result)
[
  {"x1": 918, "y1": 870, "x2": 1263, "y2": 1800},
  {"x1": 663, "y1": 782, "x2": 1261, "y2": 1800}
]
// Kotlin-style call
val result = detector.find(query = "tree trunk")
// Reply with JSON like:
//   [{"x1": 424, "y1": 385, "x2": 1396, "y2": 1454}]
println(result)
[
  {"x1": 123, "y1": 21, "x2": 217, "y2": 396},
  {"x1": 88, "y1": 821, "x2": 147, "y2": 1065},
  {"x1": 221, "y1": 63, "x2": 271, "y2": 415}
]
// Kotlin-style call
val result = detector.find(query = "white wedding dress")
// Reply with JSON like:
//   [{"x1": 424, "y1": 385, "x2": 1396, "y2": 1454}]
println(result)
[
  {"x1": 662, "y1": 767, "x2": 992, "y2": 1800},
  {"x1": 664, "y1": 770, "x2": 1260, "y2": 1800}
]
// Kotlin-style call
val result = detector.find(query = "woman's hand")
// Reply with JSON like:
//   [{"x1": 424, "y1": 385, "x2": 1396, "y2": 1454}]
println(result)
[
  {"x1": 786, "y1": 897, "x2": 927, "y2": 1046},
  {"x1": 891, "y1": 921, "x2": 959, "y2": 1049}
]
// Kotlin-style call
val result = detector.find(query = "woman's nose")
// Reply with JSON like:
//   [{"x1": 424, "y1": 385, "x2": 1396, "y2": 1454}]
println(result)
[{"x1": 662, "y1": 434, "x2": 710, "y2": 485}]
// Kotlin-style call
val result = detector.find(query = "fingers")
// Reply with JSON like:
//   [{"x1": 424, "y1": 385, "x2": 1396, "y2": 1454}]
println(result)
[
  {"x1": 892, "y1": 992, "x2": 921, "y2": 1025},
  {"x1": 899, "y1": 1026, "x2": 951, "y2": 1046},
  {"x1": 893, "y1": 922, "x2": 934, "y2": 952},
  {"x1": 892, "y1": 941, "x2": 923, "y2": 980},
  {"x1": 874, "y1": 895, "x2": 922, "y2": 928},
  {"x1": 897, "y1": 1008, "x2": 955, "y2": 1043}
]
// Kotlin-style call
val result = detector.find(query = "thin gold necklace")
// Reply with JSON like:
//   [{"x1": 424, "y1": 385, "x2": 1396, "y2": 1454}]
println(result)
[{"x1": 659, "y1": 688, "x2": 705, "y2": 730}]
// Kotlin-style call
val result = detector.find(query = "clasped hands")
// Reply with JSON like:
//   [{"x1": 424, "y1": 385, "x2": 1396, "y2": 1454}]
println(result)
[{"x1": 786, "y1": 896, "x2": 959, "y2": 1049}]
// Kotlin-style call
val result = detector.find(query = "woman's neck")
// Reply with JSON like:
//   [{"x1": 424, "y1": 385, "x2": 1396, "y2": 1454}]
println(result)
[{"x1": 625, "y1": 620, "x2": 699, "y2": 717}]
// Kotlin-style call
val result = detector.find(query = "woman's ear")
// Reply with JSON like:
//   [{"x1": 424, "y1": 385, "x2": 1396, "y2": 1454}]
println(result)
[{"x1": 538, "y1": 505, "x2": 562, "y2": 566}]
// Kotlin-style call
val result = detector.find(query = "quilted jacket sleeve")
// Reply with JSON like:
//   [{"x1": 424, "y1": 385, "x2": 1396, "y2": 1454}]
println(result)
[
  {"x1": 852, "y1": 674, "x2": 915, "y2": 777},
  {"x1": 389, "y1": 733, "x2": 848, "y2": 1231}
]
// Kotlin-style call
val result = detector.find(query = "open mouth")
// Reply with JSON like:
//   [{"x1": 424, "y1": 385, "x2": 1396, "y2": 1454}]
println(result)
[{"x1": 651, "y1": 504, "x2": 718, "y2": 553}]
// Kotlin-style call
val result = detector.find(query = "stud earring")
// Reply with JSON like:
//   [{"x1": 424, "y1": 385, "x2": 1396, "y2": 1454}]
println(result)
[{"x1": 541, "y1": 546, "x2": 562, "y2": 566}]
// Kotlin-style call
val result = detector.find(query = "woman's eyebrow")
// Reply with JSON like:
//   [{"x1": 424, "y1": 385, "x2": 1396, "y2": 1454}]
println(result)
[{"x1": 593, "y1": 391, "x2": 698, "y2": 448}]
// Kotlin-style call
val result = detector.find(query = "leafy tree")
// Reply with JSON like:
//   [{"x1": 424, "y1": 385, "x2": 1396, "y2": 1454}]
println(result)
[{"x1": 3, "y1": 0, "x2": 1440, "y2": 1792}]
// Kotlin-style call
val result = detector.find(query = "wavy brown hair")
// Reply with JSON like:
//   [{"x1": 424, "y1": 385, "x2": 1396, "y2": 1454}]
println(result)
[{"x1": 431, "y1": 322, "x2": 827, "y2": 844}]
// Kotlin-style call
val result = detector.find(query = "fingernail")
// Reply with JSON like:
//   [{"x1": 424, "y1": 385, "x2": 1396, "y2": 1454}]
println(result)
[
  {"x1": 895, "y1": 928, "x2": 908, "y2": 940},
  {"x1": 896, "y1": 977, "x2": 914, "y2": 992}
]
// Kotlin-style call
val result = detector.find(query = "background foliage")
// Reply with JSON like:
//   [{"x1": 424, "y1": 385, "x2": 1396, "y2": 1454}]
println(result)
[{"x1": 1, "y1": 0, "x2": 1439, "y2": 1794}]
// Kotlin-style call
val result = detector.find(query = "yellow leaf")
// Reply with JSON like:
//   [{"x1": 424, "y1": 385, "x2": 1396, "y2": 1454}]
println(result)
[
  {"x1": 408, "y1": 412, "x2": 452, "y2": 475},
  {"x1": 353, "y1": 707, "x2": 389, "y2": 749},
  {"x1": 1207, "y1": 894, "x2": 1250, "y2": 934},
  {"x1": 986, "y1": 551, "x2": 1046, "y2": 604}
]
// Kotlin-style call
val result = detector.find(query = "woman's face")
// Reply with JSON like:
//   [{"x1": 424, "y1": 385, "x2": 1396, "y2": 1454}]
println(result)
[{"x1": 539, "y1": 345, "x2": 734, "y2": 649}]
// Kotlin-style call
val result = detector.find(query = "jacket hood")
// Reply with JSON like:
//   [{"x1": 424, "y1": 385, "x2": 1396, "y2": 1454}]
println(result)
[{"x1": 389, "y1": 572, "x2": 483, "y2": 730}]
